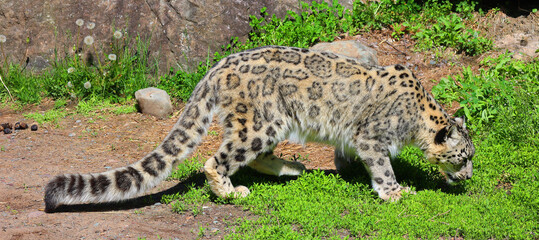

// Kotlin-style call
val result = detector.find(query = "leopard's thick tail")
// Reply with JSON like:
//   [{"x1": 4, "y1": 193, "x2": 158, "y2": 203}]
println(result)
[{"x1": 44, "y1": 77, "x2": 218, "y2": 213}]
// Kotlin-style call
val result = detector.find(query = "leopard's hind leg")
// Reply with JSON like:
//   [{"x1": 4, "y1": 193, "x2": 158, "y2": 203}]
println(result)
[{"x1": 204, "y1": 121, "x2": 284, "y2": 198}]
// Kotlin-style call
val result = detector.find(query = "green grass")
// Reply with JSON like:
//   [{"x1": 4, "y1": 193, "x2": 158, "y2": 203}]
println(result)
[
  {"x1": 23, "y1": 109, "x2": 68, "y2": 125},
  {"x1": 23, "y1": 98, "x2": 138, "y2": 124}
]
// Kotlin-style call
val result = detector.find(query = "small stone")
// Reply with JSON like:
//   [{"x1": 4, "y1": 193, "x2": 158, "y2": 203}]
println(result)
[
  {"x1": 429, "y1": 60, "x2": 437, "y2": 65},
  {"x1": 75, "y1": 120, "x2": 82, "y2": 124},
  {"x1": 135, "y1": 87, "x2": 173, "y2": 119},
  {"x1": 31, "y1": 124, "x2": 38, "y2": 131},
  {"x1": 68, "y1": 133, "x2": 76, "y2": 137},
  {"x1": 520, "y1": 38, "x2": 528, "y2": 46}
]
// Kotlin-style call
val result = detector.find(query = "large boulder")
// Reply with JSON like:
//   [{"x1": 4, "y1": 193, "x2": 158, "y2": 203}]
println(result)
[
  {"x1": 0, "y1": 1, "x2": 353, "y2": 72},
  {"x1": 310, "y1": 40, "x2": 379, "y2": 66}
]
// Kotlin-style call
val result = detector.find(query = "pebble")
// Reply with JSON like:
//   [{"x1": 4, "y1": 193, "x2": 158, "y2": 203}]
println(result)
[
  {"x1": 76, "y1": 120, "x2": 82, "y2": 124},
  {"x1": 429, "y1": 60, "x2": 437, "y2": 65},
  {"x1": 68, "y1": 133, "x2": 76, "y2": 137}
]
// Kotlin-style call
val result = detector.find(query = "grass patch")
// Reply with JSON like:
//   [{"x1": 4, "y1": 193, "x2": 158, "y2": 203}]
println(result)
[
  {"x1": 23, "y1": 108, "x2": 68, "y2": 125},
  {"x1": 23, "y1": 98, "x2": 138, "y2": 124}
]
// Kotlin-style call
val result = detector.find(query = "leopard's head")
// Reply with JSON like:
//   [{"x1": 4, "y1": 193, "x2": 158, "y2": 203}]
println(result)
[{"x1": 427, "y1": 117, "x2": 475, "y2": 184}]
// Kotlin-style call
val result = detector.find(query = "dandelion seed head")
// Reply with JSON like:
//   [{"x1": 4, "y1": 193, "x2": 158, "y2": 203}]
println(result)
[
  {"x1": 67, "y1": 81, "x2": 73, "y2": 88},
  {"x1": 70, "y1": 93, "x2": 77, "y2": 98},
  {"x1": 84, "y1": 81, "x2": 91, "y2": 89},
  {"x1": 113, "y1": 30, "x2": 123, "y2": 39},
  {"x1": 76, "y1": 19, "x2": 84, "y2": 27},
  {"x1": 67, "y1": 67, "x2": 75, "y2": 73},
  {"x1": 108, "y1": 53, "x2": 117, "y2": 61},
  {"x1": 0, "y1": 35, "x2": 6, "y2": 43},
  {"x1": 87, "y1": 22, "x2": 96, "y2": 30},
  {"x1": 84, "y1": 36, "x2": 94, "y2": 46}
]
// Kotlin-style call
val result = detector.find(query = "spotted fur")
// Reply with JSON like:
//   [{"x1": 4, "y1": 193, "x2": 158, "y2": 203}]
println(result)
[{"x1": 44, "y1": 46, "x2": 475, "y2": 212}]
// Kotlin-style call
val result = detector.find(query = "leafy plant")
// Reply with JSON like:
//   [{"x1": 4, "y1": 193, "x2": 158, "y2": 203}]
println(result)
[
  {"x1": 413, "y1": 13, "x2": 492, "y2": 55},
  {"x1": 433, "y1": 53, "x2": 538, "y2": 132}
]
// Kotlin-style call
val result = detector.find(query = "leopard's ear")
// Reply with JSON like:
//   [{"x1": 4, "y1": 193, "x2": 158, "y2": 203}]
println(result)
[
  {"x1": 434, "y1": 124, "x2": 460, "y2": 146},
  {"x1": 454, "y1": 116, "x2": 466, "y2": 130},
  {"x1": 434, "y1": 126, "x2": 450, "y2": 145}
]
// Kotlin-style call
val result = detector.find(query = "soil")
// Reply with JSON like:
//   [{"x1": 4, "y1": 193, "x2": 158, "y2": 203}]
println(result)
[{"x1": 1, "y1": 10, "x2": 537, "y2": 240}]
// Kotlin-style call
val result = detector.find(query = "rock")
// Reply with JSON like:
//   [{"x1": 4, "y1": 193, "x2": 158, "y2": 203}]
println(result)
[
  {"x1": 0, "y1": 1, "x2": 352, "y2": 73},
  {"x1": 310, "y1": 40, "x2": 379, "y2": 66},
  {"x1": 135, "y1": 87, "x2": 173, "y2": 119}
]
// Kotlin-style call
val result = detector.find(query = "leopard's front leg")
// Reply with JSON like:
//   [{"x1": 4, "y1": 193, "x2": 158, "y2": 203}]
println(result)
[{"x1": 354, "y1": 141, "x2": 415, "y2": 201}]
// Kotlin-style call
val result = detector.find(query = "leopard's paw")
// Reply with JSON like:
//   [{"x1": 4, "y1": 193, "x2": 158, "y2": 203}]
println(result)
[
  {"x1": 232, "y1": 185, "x2": 250, "y2": 198},
  {"x1": 380, "y1": 186, "x2": 415, "y2": 202}
]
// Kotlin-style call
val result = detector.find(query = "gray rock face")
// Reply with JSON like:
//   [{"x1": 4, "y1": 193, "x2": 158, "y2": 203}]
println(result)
[
  {"x1": 0, "y1": 0, "x2": 353, "y2": 72},
  {"x1": 135, "y1": 87, "x2": 173, "y2": 119},
  {"x1": 310, "y1": 40, "x2": 379, "y2": 66}
]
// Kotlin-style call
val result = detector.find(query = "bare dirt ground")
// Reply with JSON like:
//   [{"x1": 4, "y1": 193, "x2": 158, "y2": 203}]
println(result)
[{"x1": 1, "y1": 11, "x2": 537, "y2": 240}]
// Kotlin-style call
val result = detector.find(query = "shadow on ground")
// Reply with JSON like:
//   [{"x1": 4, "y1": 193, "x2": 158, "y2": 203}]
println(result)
[{"x1": 52, "y1": 156, "x2": 467, "y2": 213}]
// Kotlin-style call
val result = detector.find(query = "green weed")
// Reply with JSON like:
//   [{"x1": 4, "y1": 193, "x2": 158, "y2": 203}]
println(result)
[
  {"x1": 412, "y1": 13, "x2": 492, "y2": 56},
  {"x1": 167, "y1": 155, "x2": 204, "y2": 181},
  {"x1": 111, "y1": 104, "x2": 137, "y2": 115},
  {"x1": 23, "y1": 109, "x2": 68, "y2": 124},
  {"x1": 432, "y1": 53, "x2": 539, "y2": 132}
]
